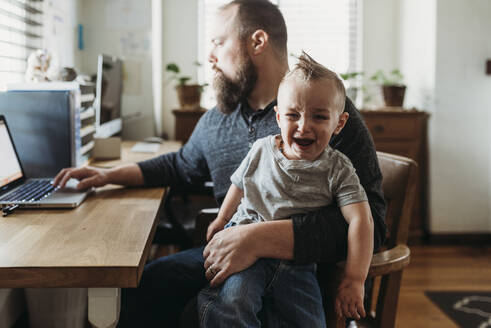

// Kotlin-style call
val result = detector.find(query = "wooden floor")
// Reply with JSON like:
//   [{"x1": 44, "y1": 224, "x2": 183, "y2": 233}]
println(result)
[{"x1": 393, "y1": 245, "x2": 491, "y2": 327}]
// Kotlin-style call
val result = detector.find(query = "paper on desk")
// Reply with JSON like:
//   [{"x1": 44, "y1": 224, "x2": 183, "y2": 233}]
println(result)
[{"x1": 131, "y1": 142, "x2": 159, "y2": 153}]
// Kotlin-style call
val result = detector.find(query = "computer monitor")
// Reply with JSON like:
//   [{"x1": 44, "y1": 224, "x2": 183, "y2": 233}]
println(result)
[{"x1": 94, "y1": 54, "x2": 123, "y2": 138}]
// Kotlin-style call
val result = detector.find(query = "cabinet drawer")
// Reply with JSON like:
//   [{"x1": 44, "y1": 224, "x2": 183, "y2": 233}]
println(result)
[{"x1": 364, "y1": 117, "x2": 419, "y2": 140}]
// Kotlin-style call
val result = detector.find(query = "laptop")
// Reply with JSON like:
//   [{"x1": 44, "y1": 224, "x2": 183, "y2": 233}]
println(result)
[{"x1": 0, "y1": 115, "x2": 92, "y2": 208}]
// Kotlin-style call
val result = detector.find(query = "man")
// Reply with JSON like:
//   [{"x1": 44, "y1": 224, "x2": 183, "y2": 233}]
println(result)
[{"x1": 54, "y1": 1, "x2": 386, "y2": 326}]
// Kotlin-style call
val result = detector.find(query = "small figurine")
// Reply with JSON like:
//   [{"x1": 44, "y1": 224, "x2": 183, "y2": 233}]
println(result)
[{"x1": 25, "y1": 49, "x2": 60, "y2": 82}]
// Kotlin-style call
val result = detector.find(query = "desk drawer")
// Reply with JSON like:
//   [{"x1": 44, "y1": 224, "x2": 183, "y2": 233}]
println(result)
[{"x1": 364, "y1": 117, "x2": 418, "y2": 140}]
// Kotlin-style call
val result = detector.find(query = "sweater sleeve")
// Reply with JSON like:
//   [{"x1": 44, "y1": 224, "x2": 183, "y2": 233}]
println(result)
[
  {"x1": 137, "y1": 112, "x2": 211, "y2": 187},
  {"x1": 291, "y1": 98, "x2": 387, "y2": 264}
]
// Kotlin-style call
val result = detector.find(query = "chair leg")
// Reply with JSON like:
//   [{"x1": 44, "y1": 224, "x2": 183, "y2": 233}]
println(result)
[{"x1": 375, "y1": 271, "x2": 403, "y2": 328}]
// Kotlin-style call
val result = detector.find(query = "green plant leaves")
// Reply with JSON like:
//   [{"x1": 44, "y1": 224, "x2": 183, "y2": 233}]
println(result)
[
  {"x1": 370, "y1": 69, "x2": 404, "y2": 86},
  {"x1": 165, "y1": 61, "x2": 207, "y2": 88},
  {"x1": 340, "y1": 72, "x2": 364, "y2": 80},
  {"x1": 179, "y1": 77, "x2": 191, "y2": 85},
  {"x1": 166, "y1": 63, "x2": 180, "y2": 74}
]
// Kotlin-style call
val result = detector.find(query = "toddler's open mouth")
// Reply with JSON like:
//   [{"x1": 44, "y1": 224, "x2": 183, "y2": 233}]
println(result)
[{"x1": 293, "y1": 138, "x2": 315, "y2": 147}]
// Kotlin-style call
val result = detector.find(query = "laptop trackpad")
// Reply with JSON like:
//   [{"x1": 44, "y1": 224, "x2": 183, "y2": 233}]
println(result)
[
  {"x1": 60, "y1": 178, "x2": 84, "y2": 192},
  {"x1": 42, "y1": 179, "x2": 91, "y2": 207}
]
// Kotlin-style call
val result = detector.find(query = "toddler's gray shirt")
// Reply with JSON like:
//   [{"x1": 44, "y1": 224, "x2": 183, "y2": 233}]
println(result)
[{"x1": 230, "y1": 135, "x2": 367, "y2": 225}]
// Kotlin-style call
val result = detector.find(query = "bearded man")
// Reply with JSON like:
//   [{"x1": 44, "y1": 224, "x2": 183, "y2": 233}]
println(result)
[{"x1": 54, "y1": 1, "x2": 386, "y2": 327}]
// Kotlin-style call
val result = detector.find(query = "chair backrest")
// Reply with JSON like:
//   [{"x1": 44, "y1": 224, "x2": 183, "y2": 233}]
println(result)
[{"x1": 377, "y1": 151, "x2": 418, "y2": 248}]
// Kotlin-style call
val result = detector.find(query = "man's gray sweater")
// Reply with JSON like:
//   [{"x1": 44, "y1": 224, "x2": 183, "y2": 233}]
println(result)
[{"x1": 138, "y1": 98, "x2": 386, "y2": 264}]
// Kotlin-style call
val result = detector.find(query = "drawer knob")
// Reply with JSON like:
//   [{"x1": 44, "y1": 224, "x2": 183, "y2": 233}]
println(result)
[{"x1": 374, "y1": 125, "x2": 385, "y2": 133}]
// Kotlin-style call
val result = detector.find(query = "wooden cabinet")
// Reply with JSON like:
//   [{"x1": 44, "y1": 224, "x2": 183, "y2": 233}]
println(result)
[
  {"x1": 360, "y1": 109, "x2": 430, "y2": 242},
  {"x1": 172, "y1": 108, "x2": 207, "y2": 143}
]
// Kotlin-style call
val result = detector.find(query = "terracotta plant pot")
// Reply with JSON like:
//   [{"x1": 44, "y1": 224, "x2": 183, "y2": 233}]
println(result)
[
  {"x1": 382, "y1": 85, "x2": 406, "y2": 107},
  {"x1": 176, "y1": 84, "x2": 202, "y2": 109}
]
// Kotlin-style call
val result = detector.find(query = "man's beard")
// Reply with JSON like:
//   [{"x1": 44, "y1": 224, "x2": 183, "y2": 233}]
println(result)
[{"x1": 213, "y1": 52, "x2": 257, "y2": 114}]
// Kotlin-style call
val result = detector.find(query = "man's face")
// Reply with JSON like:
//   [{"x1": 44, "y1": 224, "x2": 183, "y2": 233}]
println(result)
[
  {"x1": 208, "y1": 6, "x2": 257, "y2": 113},
  {"x1": 275, "y1": 77, "x2": 348, "y2": 161}
]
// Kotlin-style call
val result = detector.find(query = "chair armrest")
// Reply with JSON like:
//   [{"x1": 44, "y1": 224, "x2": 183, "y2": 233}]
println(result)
[
  {"x1": 368, "y1": 244, "x2": 411, "y2": 276},
  {"x1": 193, "y1": 208, "x2": 219, "y2": 246},
  {"x1": 336, "y1": 244, "x2": 411, "y2": 277}
]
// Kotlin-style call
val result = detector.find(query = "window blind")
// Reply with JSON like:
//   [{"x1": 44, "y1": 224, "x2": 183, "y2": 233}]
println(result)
[
  {"x1": 198, "y1": 0, "x2": 361, "y2": 109},
  {"x1": 0, "y1": 0, "x2": 43, "y2": 84}
]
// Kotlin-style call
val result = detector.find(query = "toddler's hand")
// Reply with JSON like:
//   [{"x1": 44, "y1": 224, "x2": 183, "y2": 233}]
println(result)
[
  {"x1": 335, "y1": 277, "x2": 366, "y2": 320},
  {"x1": 206, "y1": 217, "x2": 228, "y2": 242}
]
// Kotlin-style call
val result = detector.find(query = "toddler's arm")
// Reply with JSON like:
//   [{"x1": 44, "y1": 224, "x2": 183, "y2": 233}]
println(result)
[
  {"x1": 336, "y1": 201, "x2": 374, "y2": 320},
  {"x1": 206, "y1": 184, "x2": 244, "y2": 242}
]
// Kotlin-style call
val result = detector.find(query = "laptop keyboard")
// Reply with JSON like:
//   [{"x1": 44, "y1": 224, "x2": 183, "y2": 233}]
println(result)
[{"x1": 0, "y1": 180, "x2": 58, "y2": 203}]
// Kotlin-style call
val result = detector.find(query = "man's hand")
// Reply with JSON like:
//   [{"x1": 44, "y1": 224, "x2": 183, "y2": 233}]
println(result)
[
  {"x1": 206, "y1": 217, "x2": 228, "y2": 242},
  {"x1": 53, "y1": 166, "x2": 110, "y2": 190},
  {"x1": 335, "y1": 277, "x2": 366, "y2": 320},
  {"x1": 202, "y1": 224, "x2": 258, "y2": 287}
]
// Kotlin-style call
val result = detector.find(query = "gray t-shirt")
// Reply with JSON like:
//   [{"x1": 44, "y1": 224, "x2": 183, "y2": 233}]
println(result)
[{"x1": 230, "y1": 135, "x2": 367, "y2": 225}]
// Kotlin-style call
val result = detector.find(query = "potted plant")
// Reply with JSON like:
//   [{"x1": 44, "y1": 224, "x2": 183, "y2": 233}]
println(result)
[
  {"x1": 166, "y1": 62, "x2": 207, "y2": 110},
  {"x1": 340, "y1": 71, "x2": 364, "y2": 103},
  {"x1": 370, "y1": 69, "x2": 406, "y2": 107}
]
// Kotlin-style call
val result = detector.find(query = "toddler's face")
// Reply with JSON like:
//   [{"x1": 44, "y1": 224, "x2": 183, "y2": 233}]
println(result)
[{"x1": 275, "y1": 78, "x2": 348, "y2": 161}]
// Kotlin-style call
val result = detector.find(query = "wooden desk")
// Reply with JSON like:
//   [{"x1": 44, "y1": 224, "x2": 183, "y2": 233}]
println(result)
[{"x1": 0, "y1": 141, "x2": 180, "y2": 327}]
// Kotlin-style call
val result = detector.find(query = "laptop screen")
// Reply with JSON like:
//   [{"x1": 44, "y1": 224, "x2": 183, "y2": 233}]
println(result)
[{"x1": 0, "y1": 119, "x2": 23, "y2": 188}]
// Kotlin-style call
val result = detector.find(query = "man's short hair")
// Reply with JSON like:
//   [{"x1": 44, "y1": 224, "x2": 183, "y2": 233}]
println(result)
[
  {"x1": 282, "y1": 51, "x2": 346, "y2": 112},
  {"x1": 221, "y1": 0, "x2": 287, "y2": 58}
]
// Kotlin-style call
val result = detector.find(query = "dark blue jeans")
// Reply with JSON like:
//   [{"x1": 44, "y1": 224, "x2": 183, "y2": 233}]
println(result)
[
  {"x1": 197, "y1": 258, "x2": 326, "y2": 328},
  {"x1": 118, "y1": 246, "x2": 207, "y2": 328}
]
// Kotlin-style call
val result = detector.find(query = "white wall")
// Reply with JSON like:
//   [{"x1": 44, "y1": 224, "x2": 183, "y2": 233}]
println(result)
[
  {"x1": 398, "y1": 0, "x2": 436, "y2": 111},
  {"x1": 371, "y1": 0, "x2": 491, "y2": 233},
  {"x1": 431, "y1": 0, "x2": 491, "y2": 233},
  {"x1": 77, "y1": 0, "x2": 155, "y2": 140},
  {"x1": 43, "y1": 0, "x2": 78, "y2": 68},
  {"x1": 363, "y1": 0, "x2": 400, "y2": 78},
  {"x1": 362, "y1": 0, "x2": 400, "y2": 107},
  {"x1": 161, "y1": 0, "x2": 199, "y2": 139}
]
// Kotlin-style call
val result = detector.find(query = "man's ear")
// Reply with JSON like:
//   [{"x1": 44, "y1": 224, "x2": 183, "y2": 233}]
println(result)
[
  {"x1": 333, "y1": 112, "x2": 349, "y2": 135},
  {"x1": 250, "y1": 30, "x2": 269, "y2": 55}
]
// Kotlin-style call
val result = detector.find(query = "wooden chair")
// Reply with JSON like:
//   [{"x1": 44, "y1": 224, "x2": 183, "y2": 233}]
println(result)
[
  {"x1": 325, "y1": 151, "x2": 417, "y2": 328},
  {"x1": 187, "y1": 151, "x2": 417, "y2": 328}
]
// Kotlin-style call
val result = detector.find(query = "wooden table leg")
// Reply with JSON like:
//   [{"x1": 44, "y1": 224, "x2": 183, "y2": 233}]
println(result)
[{"x1": 88, "y1": 288, "x2": 120, "y2": 328}]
